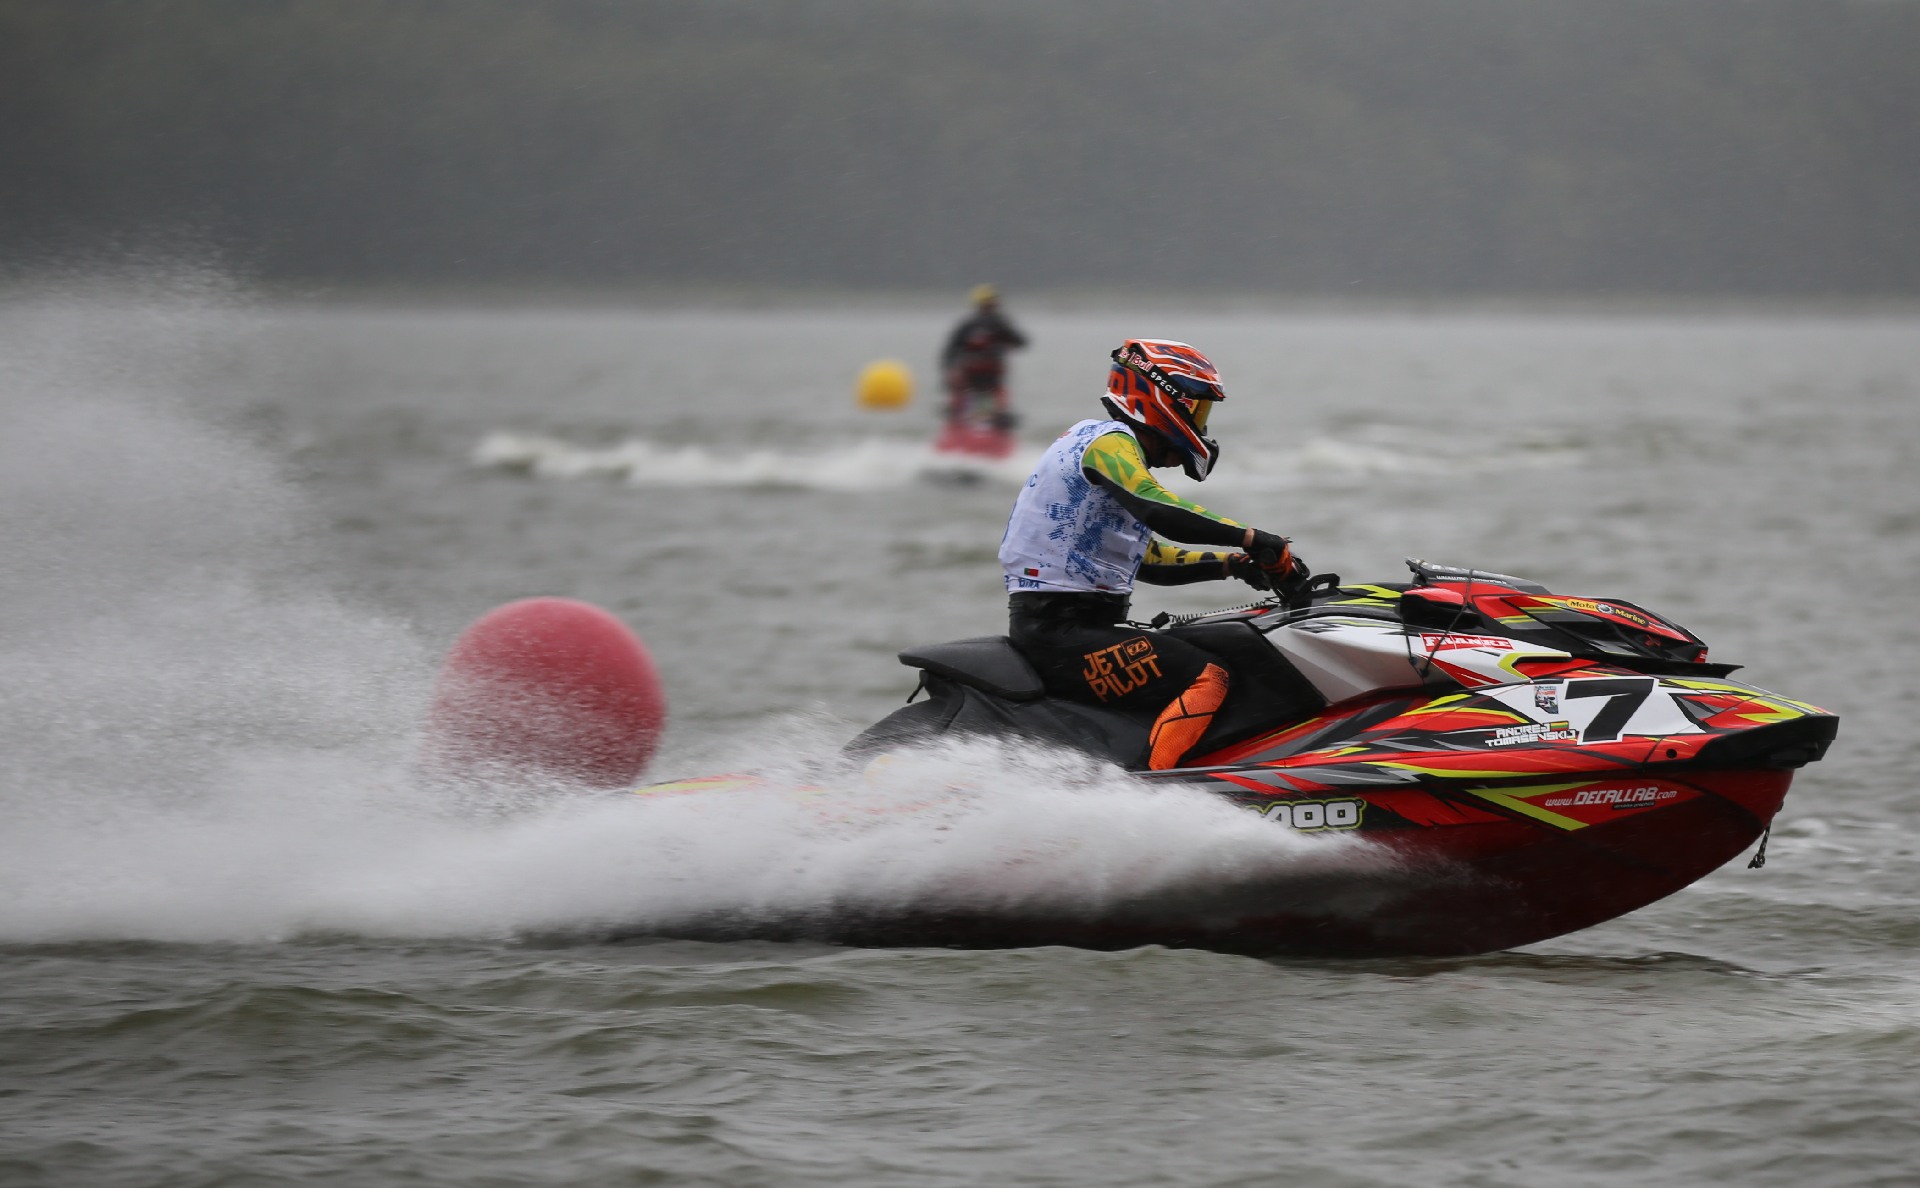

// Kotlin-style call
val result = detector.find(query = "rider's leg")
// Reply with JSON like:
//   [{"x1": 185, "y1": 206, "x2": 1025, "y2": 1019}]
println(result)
[
  {"x1": 1008, "y1": 595, "x2": 1224, "y2": 766},
  {"x1": 1147, "y1": 663, "x2": 1230, "y2": 771}
]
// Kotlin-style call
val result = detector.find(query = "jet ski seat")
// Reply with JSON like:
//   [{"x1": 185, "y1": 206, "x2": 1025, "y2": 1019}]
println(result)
[{"x1": 897, "y1": 636, "x2": 1045, "y2": 701}]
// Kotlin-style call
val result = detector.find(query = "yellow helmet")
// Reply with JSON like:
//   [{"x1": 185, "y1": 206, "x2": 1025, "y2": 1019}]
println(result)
[{"x1": 970, "y1": 284, "x2": 998, "y2": 306}]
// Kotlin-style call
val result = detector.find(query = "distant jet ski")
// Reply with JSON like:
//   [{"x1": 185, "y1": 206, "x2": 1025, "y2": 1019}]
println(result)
[
  {"x1": 931, "y1": 397, "x2": 1019, "y2": 463},
  {"x1": 430, "y1": 561, "x2": 1836, "y2": 957},
  {"x1": 920, "y1": 403, "x2": 1019, "y2": 485},
  {"x1": 931, "y1": 417, "x2": 1018, "y2": 461}
]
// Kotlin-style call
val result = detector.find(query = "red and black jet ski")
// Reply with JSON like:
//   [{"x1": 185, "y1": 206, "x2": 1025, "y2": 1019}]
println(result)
[
  {"x1": 931, "y1": 417, "x2": 1018, "y2": 461},
  {"x1": 822, "y1": 559, "x2": 1836, "y2": 955},
  {"x1": 932, "y1": 398, "x2": 1019, "y2": 463}
]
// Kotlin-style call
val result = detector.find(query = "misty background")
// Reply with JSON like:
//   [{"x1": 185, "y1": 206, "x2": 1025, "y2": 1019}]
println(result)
[{"x1": 5, "y1": 0, "x2": 1917, "y2": 299}]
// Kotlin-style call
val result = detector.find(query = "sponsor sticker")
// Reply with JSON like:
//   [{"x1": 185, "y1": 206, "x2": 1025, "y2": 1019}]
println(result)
[
  {"x1": 1553, "y1": 597, "x2": 1654, "y2": 628},
  {"x1": 1082, "y1": 635, "x2": 1164, "y2": 702},
  {"x1": 1256, "y1": 797, "x2": 1365, "y2": 831},
  {"x1": 1421, "y1": 633, "x2": 1514, "y2": 652},
  {"x1": 1534, "y1": 685, "x2": 1561, "y2": 715},
  {"x1": 1541, "y1": 785, "x2": 1679, "y2": 810}
]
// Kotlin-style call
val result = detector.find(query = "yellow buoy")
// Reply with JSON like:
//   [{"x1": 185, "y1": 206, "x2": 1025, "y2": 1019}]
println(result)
[{"x1": 855, "y1": 359, "x2": 914, "y2": 410}]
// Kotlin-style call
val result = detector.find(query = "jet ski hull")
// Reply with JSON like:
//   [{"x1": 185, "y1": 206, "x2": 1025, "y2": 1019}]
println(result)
[
  {"x1": 932, "y1": 422, "x2": 1017, "y2": 460},
  {"x1": 622, "y1": 761, "x2": 1806, "y2": 956}
]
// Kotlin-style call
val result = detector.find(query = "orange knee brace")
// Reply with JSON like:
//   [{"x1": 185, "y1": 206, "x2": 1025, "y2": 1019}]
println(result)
[{"x1": 1147, "y1": 663, "x2": 1229, "y2": 771}]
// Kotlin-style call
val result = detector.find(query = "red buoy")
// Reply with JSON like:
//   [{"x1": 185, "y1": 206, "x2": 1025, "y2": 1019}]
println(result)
[{"x1": 423, "y1": 598, "x2": 666, "y2": 787}]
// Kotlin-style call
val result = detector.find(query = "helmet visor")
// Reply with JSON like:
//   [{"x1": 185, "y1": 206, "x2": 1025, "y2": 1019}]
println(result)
[
  {"x1": 1187, "y1": 397, "x2": 1213, "y2": 435},
  {"x1": 1164, "y1": 372, "x2": 1220, "y2": 433}
]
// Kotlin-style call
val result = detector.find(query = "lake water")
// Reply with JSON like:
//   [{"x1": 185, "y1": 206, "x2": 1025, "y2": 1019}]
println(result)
[{"x1": 3, "y1": 275, "x2": 1918, "y2": 1185}]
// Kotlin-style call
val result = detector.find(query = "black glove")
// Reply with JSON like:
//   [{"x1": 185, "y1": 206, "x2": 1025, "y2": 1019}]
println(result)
[
  {"x1": 1226, "y1": 554, "x2": 1271, "y2": 590},
  {"x1": 1247, "y1": 530, "x2": 1311, "y2": 604},
  {"x1": 1246, "y1": 531, "x2": 1299, "y2": 578}
]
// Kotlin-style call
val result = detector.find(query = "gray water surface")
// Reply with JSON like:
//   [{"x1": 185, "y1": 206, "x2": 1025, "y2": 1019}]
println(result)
[{"x1": 2, "y1": 286, "x2": 1916, "y2": 1186}]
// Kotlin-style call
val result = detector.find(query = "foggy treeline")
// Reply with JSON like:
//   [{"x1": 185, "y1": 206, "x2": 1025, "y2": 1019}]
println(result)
[{"x1": 5, "y1": 0, "x2": 1917, "y2": 297}]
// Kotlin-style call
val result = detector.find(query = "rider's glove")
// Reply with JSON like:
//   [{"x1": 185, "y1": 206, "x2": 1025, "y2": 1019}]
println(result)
[
  {"x1": 1247, "y1": 530, "x2": 1311, "y2": 604},
  {"x1": 1226, "y1": 554, "x2": 1271, "y2": 590},
  {"x1": 1247, "y1": 531, "x2": 1300, "y2": 579}
]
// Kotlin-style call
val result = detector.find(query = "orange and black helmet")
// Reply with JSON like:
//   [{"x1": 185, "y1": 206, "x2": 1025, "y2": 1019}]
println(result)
[{"x1": 1101, "y1": 339, "x2": 1225, "y2": 481}]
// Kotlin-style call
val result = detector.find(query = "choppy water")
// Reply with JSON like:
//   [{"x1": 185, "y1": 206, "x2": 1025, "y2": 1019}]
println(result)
[{"x1": 3, "y1": 275, "x2": 1918, "y2": 1186}]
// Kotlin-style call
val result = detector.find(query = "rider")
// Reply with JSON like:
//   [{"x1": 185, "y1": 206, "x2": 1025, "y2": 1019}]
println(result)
[
  {"x1": 940, "y1": 284, "x2": 1027, "y2": 429},
  {"x1": 998, "y1": 339, "x2": 1306, "y2": 771}
]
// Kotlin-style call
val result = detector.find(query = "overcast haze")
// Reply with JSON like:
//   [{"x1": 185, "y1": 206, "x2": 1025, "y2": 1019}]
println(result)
[{"x1": 5, "y1": 0, "x2": 1917, "y2": 297}]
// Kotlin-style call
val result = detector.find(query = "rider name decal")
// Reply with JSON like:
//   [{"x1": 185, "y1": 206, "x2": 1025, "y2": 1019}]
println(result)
[
  {"x1": 1485, "y1": 720, "x2": 1578, "y2": 747},
  {"x1": 1082, "y1": 635, "x2": 1163, "y2": 702}
]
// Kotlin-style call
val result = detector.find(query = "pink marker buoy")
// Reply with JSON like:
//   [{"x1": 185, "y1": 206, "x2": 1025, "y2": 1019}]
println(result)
[{"x1": 424, "y1": 598, "x2": 665, "y2": 787}]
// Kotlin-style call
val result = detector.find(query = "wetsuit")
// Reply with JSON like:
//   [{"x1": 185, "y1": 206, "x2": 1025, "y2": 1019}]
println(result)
[
  {"x1": 999, "y1": 420, "x2": 1250, "y2": 766},
  {"x1": 940, "y1": 308, "x2": 1027, "y2": 424}
]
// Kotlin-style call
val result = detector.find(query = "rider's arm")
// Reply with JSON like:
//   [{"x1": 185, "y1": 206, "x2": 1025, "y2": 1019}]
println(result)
[
  {"x1": 1082, "y1": 431, "x2": 1248, "y2": 549},
  {"x1": 992, "y1": 313, "x2": 1028, "y2": 349},
  {"x1": 939, "y1": 320, "x2": 968, "y2": 366},
  {"x1": 1137, "y1": 539, "x2": 1233, "y2": 585}
]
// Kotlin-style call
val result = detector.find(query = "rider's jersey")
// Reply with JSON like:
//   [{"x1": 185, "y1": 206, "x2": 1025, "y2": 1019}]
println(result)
[
  {"x1": 1000, "y1": 420, "x2": 1246, "y2": 594},
  {"x1": 941, "y1": 310, "x2": 1027, "y2": 385}
]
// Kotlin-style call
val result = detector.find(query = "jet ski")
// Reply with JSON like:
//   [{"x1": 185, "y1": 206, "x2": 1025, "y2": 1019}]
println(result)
[
  {"x1": 429, "y1": 562, "x2": 1836, "y2": 957},
  {"x1": 812, "y1": 559, "x2": 1835, "y2": 954},
  {"x1": 932, "y1": 417, "x2": 1018, "y2": 461},
  {"x1": 931, "y1": 384, "x2": 1020, "y2": 463}
]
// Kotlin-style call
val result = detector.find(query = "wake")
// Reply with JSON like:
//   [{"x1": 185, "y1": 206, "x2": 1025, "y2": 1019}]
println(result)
[
  {"x1": 0, "y1": 277, "x2": 1392, "y2": 947},
  {"x1": 471, "y1": 428, "x2": 1585, "y2": 494},
  {"x1": 472, "y1": 431, "x2": 1037, "y2": 491}
]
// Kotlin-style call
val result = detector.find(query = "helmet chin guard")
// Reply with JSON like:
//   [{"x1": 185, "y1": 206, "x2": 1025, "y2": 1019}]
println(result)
[{"x1": 1102, "y1": 339, "x2": 1225, "y2": 481}]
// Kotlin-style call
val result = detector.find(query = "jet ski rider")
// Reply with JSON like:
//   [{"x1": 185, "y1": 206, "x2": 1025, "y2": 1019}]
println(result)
[
  {"x1": 940, "y1": 284, "x2": 1028, "y2": 430},
  {"x1": 998, "y1": 338, "x2": 1307, "y2": 771}
]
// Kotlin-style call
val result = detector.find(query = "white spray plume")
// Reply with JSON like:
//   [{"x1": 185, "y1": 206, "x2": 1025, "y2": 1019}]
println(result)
[{"x1": 0, "y1": 275, "x2": 1394, "y2": 947}]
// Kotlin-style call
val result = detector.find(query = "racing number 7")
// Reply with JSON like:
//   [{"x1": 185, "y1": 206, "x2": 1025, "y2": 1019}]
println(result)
[{"x1": 1565, "y1": 677, "x2": 1655, "y2": 742}]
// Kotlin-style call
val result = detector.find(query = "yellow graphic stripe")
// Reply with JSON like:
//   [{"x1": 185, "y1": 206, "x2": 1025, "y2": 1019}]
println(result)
[
  {"x1": 1402, "y1": 700, "x2": 1523, "y2": 725},
  {"x1": 1735, "y1": 696, "x2": 1824, "y2": 724},
  {"x1": 1668, "y1": 678, "x2": 1753, "y2": 694},
  {"x1": 1668, "y1": 678, "x2": 1830, "y2": 719},
  {"x1": 1328, "y1": 584, "x2": 1403, "y2": 605},
  {"x1": 1375, "y1": 761, "x2": 1557, "y2": 781},
  {"x1": 1493, "y1": 650, "x2": 1566, "y2": 679},
  {"x1": 1459, "y1": 781, "x2": 1594, "y2": 831},
  {"x1": 1083, "y1": 431, "x2": 1244, "y2": 527}
]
